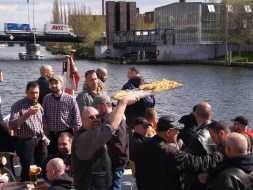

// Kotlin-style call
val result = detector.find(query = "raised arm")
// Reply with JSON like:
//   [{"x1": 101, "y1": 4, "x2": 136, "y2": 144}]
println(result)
[{"x1": 109, "y1": 94, "x2": 138, "y2": 129}]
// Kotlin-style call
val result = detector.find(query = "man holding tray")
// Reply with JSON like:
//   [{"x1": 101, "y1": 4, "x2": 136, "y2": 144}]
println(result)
[{"x1": 122, "y1": 67, "x2": 154, "y2": 129}]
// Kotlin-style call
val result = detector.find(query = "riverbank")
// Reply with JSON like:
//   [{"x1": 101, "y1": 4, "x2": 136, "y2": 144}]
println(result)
[{"x1": 100, "y1": 58, "x2": 253, "y2": 68}]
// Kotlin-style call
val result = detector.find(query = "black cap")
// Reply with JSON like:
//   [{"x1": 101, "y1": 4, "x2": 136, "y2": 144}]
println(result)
[
  {"x1": 134, "y1": 117, "x2": 151, "y2": 126},
  {"x1": 231, "y1": 116, "x2": 249, "y2": 126},
  {"x1": 156, "y1": 115, "x2": 184, "y2": 132}
]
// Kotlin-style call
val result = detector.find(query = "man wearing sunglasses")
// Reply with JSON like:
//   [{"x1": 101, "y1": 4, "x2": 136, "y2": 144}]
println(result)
[
  {"x1": 130, "y1": 117, "x2": 151, "y2": 162},
  {"x1": 72, "y1": 94, "x2": 138, "y2": 190}
]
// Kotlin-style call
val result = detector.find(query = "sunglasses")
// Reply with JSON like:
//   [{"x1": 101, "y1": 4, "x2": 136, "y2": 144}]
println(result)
[{"x1": 88, "y1": 114, "x2": 101, "y2": 120}]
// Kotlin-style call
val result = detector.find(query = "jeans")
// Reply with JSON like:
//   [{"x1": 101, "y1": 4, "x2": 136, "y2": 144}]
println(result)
[
  {"x1": 111, "y1": 169, "x2": 124, "y2": 190},
  {"x1": 15, "y1": 137, "x2": 47, "y2": 182}
]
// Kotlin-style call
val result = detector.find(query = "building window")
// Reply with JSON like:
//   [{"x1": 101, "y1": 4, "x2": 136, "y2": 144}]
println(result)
[
  {"x1": 244, "y1": 5, "x2": 252, "y2": 12},
  {"x1": 207, "y1": 5, "x2": 215, "y2": 12}
]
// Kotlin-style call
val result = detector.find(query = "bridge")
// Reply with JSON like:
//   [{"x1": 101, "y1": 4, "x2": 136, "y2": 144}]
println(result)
[
  {"x1": 111, "y1": 29, "x2": 175, "y2": 48},
  {"x1": 0, "y1": 32, "x2": 84, "y2": 60},
  {"x1": 0, "y1": 33, "x2": 84, "y2": 43}
]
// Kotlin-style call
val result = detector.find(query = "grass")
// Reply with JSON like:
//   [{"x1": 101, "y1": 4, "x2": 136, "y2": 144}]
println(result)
[{"x1": 210, "y1": 52, "x2": 253, "y2": 62}]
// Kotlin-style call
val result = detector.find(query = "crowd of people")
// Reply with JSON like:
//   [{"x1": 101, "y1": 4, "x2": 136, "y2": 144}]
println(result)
[{"x1": 0, "y1": 65, "x2": 253, "y2": 190}]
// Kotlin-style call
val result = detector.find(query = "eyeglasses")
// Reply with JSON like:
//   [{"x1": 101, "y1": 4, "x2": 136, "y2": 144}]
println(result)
[{"x1": 88, "y1": 114, "x2": 101, "y2": 120}]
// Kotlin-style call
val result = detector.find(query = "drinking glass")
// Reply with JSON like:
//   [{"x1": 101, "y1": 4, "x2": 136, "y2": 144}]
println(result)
[{"x1": 29, "y1": 165, "x2": 38, "y2": 184}]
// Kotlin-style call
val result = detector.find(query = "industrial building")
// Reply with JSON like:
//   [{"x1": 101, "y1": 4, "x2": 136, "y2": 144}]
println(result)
[
  {"x1": 155, "y1": 0, "x2": 253, "y2": 60},
  {"x1": 155, "y1": 2, "x2": 223, "y2": 44},
  {"x1": 95, "y1": 0, "x2": 253, "y2": 60}
]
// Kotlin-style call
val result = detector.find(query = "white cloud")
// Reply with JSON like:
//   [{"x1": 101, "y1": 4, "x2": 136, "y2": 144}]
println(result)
[{"x1": 1, "y1": 0, "x2": 219, "y2": 31}]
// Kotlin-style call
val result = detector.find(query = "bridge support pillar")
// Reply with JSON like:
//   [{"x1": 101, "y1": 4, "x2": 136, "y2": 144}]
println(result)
[
  {"x1": 142, "y1": 51, "x2": 146, "y2": 60},
  {"x1": 26, "y1": 43, "x2": 41, "y2": 59},
  {"x1": 137, "y1": 51, "x2": 141, "y2": 60}
]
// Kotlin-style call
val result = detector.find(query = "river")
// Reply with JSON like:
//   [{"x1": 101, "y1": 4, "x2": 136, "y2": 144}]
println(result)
[{"x1": 1, "y1": 46, "x2": 253, "y2": 127}]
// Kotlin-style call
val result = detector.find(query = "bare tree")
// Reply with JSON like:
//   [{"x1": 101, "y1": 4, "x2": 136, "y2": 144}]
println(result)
[
  {"x1": 52, "y1": 0, "x2": 62, "y2": 24},
  {"x1": 63, "y1": 5, "x2": 67, "y2": 24},
  {"x1": 225, "y1": 1, "x2": 253, "y2": 55}
]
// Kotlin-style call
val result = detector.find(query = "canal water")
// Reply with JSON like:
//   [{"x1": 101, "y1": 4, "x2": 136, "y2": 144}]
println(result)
[{"x1": 1, "y1": 46, "x2": 253, "y2": 127}]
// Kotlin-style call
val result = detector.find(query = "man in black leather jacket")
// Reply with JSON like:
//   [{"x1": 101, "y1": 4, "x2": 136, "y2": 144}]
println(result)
[
  {"x1": 135, "y1": 115, "x2": 224, "y2": 190},
  {"x1": 182, "y1": 102, "x2": 217, "y2": 190},
  {"x1": 198, "y1": 133, "x2": 253, "y2": 190}
]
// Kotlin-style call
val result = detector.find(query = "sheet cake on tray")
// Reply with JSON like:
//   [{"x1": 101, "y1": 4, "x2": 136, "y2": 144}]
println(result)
[{"x1": 112, "y1": 79, "x2": 183, "y2": 100}]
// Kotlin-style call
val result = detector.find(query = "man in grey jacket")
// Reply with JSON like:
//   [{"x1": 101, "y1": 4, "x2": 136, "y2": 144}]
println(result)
[
  {"x1": 76, "y1": 70, "x2": 106, "y2": 114},
  {"x1": 72, "y1": 94, "x2": 138, "y2": 190}
]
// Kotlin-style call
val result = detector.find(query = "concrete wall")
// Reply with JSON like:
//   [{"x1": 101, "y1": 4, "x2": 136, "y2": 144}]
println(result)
[
  {"x1": 95, "y1": 44, "x2": 253, "y2": 60},
  {"x1": 157, "y1": 44, "x2": 226, "y2": 60},
  {"x1": 95, "y1": 45, "x2": 108, "y2": 58},
  {"x1": 95, "y1": 45, "x2": 132, "y2": 58}
]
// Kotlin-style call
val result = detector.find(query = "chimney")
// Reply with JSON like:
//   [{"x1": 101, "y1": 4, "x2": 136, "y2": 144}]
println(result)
[
  {"x1": 102, "y1": 0, "x2": 105, "y2": 15},
  {"x1": 179, "y1": 0, "x2": 186, "y2": 2}
]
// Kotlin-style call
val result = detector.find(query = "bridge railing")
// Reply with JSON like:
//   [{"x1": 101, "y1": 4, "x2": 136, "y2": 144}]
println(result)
[{"x1": 112, "y1": 29, "x2": 175, "y2": 48}]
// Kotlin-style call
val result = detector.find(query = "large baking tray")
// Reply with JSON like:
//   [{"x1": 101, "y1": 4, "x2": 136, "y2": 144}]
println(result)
[{"x1": 111, "y1": 81, "x2": 183, "y2": 100}]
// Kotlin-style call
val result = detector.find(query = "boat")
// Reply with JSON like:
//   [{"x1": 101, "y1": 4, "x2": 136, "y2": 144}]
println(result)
[
  {"x1": 36, "y1": 55, "x2": 44, "y2": 60},
  {"x1": 27, "y1": 54, "x2": 44, "y2": 60},
  {"x1": 8, "y1": 43, "x2": 15, "y2": 47},
  {"x1": 19, "y1": 52, "x2": 27, "y2": 60},
  {"x1": 0, "y1": 44, "x2": 5, "y2": 48},
  {"x1": 19, "y1": 53, "x2": 44, "y2": 60}
]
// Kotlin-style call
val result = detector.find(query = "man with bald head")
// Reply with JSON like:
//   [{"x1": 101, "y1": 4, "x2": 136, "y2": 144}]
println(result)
[
  {"x1": 72, "y1": 94, "x2": 138, "y2": 190},
  {"x1": 96, "y1": 67, "x2": 108, "y2": 92},
  {"x1": 37, "y1": 65, "x2": 54, "y2": 105},
  {"x1": 96, "y1": 67, "x2": 108, "y2": 83},
  {"x1": 46, "y1": 158, "x2": 74, "y2": 190},
  {"x1": 183, "y1": 102, "x2": 217, "y2": 190},
  {"x1": 198, "y1": 133, "x2": 253, "y2": 189}
]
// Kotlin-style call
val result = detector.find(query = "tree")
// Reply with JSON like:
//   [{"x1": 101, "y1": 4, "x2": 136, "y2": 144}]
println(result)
[
  {"x1": 52, "y1": 0, "x2": 62, "y2": 24},
  {"x1": 49, "y1": 0, "x2": 105, "y2": 55},
  {"x1": 221, "y1": 0, "x2": 253, "y2": 55},
  {"x1": 136, "y1": 14, "x2": 154, "y2": 30}
]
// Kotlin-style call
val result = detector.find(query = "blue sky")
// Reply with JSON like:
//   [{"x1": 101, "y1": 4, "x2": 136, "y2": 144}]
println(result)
[{"x1": 0, "y1": 0, "x2": 211, "y2": 31}]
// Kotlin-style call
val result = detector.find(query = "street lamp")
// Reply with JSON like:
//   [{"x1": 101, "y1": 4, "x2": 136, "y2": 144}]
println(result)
[
  {"x1": 27, "y1": 0, "x2": 36, "y2": 44},
  {"x1": 225, "y1": 0, "x2": 228, "y2": 57}
]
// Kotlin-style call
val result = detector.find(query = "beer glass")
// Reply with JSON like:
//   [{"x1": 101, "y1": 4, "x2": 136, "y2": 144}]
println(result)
[{"x1": 30, "y1": 165, "x2": 38, "y2": 183}]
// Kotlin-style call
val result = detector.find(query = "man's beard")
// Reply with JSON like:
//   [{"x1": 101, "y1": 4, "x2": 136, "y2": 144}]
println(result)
[
  {"x1": 59, "y1": 148, "x2": 69, "y2": 155},
  {"x1": 51, "y1": 89, "x2": 60, "y2": 93}
]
